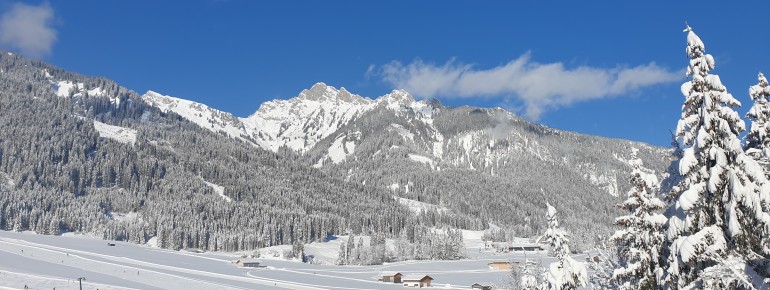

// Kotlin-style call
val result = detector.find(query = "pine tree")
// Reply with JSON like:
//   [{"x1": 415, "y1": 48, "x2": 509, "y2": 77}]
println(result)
[
  {"x1": 335, "y1": 243, "x2": 346, "y2": 265},
  {"x1": 542, "y1": 203, "x2": 587, "y2": 290},
  {"x1": 745, "y1": 72, "x2": 770, "y2": 171},
  {"x1": 610, "y1": 148, "x2": 666, "y2": 290},
  {"x1": 663, "y1": 25, "x2": 770, "y2": 289},
  {"x1": 346, "y1": 234, "x2": 355, "y2": 264},
  {"x1": 520, "y1": 259, "x2": 545, "y2": 290}
]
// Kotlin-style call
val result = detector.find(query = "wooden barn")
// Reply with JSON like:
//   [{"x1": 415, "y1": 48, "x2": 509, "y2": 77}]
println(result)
[
  {"x1": 488, "y1": 261, "x2": 520, "y2": 271},
  {"x1": 380, "y1": 272, "x2": 402, "y2": 283},
  {"x1": 471, "y1": 283, "x2": 493, "y2": 290},
  {"x1": 402, "y1": 275, "x2": 433, "y2": 288},
  {"x1": 235, "y1": 259, "x2": 260, "y2": 268}
]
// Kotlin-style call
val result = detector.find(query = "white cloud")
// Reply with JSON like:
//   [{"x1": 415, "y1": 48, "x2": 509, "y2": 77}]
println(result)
[
  {"x1": 0, "y1": 2, "x2": 56, "y2": 57},
  {"x1": 375, "y1": 53, "x2": 681, "y2": 119}
]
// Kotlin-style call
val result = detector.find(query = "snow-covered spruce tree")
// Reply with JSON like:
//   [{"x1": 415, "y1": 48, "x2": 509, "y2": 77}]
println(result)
[
  {"x1": 335, "y1": 243, "x2": 346, "y2": 265},
  {"x1": 610, "y1": 148, "x2": 666, "y2": 290},
  {"x1": 663, "y1": 25, "x2": 770, "y2": 289},
  {"x1": 543, "y1": 203, "x2": 587, "y2": 290},
  {"x1": 520, "y1": 258, "x2": 546, "y2": 290},
  {"x1": 745, "y1": 72, "x2": 770, "y2": 171}
]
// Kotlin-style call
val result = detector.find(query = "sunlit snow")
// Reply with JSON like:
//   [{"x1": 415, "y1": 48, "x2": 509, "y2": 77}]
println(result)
[{"x1": 93, "y1": 120, "x2": 137, "y2": 145}]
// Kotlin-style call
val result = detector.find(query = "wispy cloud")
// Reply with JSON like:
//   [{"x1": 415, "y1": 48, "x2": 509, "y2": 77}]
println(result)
[
  {"x1": 0, "y1": 2, "x2": 56, "y2": 58},
  {"x1": 372, "y1": 53, "x2": 681, "y2": 119}
]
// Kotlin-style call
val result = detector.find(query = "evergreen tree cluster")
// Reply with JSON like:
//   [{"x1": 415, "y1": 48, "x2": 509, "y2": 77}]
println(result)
[{"x1": 590, "y1": 26, "x2": 770, "y2": 290}]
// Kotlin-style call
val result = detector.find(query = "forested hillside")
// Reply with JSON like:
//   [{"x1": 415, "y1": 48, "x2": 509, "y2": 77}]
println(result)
[
  {"x1": 0, "y1": 51, "x2": 671, "y2": 255},
  {"x1": 0, "y1": 52, "x2": 416, "y2": 252}
]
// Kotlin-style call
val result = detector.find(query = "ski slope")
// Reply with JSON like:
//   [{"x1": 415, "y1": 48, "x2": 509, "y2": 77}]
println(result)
[{"x1": 0, "y1": 231, "x2": 575, "y2": 289}]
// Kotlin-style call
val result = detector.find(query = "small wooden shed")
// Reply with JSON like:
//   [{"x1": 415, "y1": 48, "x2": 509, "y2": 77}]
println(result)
[
  {"x1": 381, "y1": 272, "x2": 402, "y2": 283},
  {"x1": 236, "y1": 259, "x2": 260, "y2": 268},
  {"x1": 471, "y1": 283, "x2": 493, "y2": 290},
  {"x1": 488, "y1": 261, "x2": 520, "y2": 271}
]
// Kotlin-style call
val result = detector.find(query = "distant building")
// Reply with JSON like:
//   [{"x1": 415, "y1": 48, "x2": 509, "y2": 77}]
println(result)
[
  {"x1": 490, "y1": 241, "x2": 545, "y2": 253},
  {"x1": 235, "y1": 259, "x2": 260, "y2": 268},
  {"x1": 402, "y1": 275, "x2": 433, "y2": 288},
  {"x1": 506, "y1": 244, "x2": 544, "y2": 252},
  {"x1": 488, "y1": 261, "x2": 520, "y2": 271},
  {"x1": 471, "y1": 283, "x2": 493, "y2": 290},
  {"x1": 381, "y1": 272, "x2": 402, "y2": 283}
]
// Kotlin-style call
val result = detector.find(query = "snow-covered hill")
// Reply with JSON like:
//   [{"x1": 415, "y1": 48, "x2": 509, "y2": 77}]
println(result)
[
  {"x1": 141, "y1": 83, "x2": 670, "y2": 201},
  {"x1": 141, "y1": 91, "x2": 254, "y2": 146}
]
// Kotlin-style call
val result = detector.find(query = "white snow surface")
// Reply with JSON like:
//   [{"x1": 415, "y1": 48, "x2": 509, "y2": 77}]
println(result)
[
  {"x1": 326, "y1": 133, "x2": 357, "y2": 164},
  {"x1": 110, "y1": 212, "x2": 139, "y2": 222},
  {"x1": 407, "y1": 154, "x2": 437, "y2": 170},
  {"x1": 142, "y1": 91, "x2": 253, "y2": 146},
  {"x1": 387, "y1": 123, "x2": 415, "y2": 141},
  {"x1": 93, "y1": 120, "x2": 137, "y2": 145},
  {"x1": 52, "y1": 80, "x2": 81, "y2": 97},
  {"x1": 0, "y1": 230, "x2": 567, "y2": 290},
  {"x1": 201, "y1": 178, "x2": 230, "y2": 202},
  {"x1": 51, "y1": 80, "x2": 108, "y2": 100}
]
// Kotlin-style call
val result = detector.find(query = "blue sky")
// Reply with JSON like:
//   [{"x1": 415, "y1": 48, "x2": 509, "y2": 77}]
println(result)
[{"x1": 1, "y1": 1, "x2": 768, "y2": 147}]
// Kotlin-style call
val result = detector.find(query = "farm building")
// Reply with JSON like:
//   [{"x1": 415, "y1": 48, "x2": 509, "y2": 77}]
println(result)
[
  {"x1": 235, "y1": 259, "x2": 260, "y2": 268},
  {"x1": 402, "y1": 275, "x2": 433, "y2": 288},
  {"x1": 488, "y1": 261, "x2": 520, "y2": 271},
  {"x1": 490, "y1": 242, "x2": 545, "y2": 253},
  {"x1": 506, "y1": 244, "x2": 544, "y2": 252},
  {"x1": 380, "y1": 272, "x2": 402, "y2": 283},
  {"x1": 471, "y1": 283, "x2": 493, "y2": 290}
]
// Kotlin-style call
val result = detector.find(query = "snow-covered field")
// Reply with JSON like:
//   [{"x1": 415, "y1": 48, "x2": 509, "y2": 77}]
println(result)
[{"x1": 0, "y1": 231, "x2": 572, "y2": 289}]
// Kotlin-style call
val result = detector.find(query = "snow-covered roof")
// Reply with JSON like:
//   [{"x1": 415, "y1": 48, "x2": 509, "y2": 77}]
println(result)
[{"x1": 401, "y1": 275, "x2": 433, "y2": 281}]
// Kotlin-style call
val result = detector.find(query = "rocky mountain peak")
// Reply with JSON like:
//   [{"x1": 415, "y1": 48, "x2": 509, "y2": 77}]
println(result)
[{"x1": 297, "y1": 82, "x2": 371, "y2": 105}]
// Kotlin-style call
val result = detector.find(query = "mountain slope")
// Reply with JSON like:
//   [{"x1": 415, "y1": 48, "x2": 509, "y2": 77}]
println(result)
[
  {"x1": 0, "y1": 52, "x2": 671, "y2": 253},
  {"x1": 301, "y1": 97, "x2": 670, "y2": 249},
  {"x1": 140, "y1": 82, "x2": 671, "y2": 250},
  {"x1": 0, "y1": 52, "x2": 415, "y2": 253}
]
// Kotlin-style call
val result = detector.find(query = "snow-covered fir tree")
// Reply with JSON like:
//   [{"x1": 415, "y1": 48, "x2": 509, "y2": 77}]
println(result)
[
  {"x1": 610, "y1": 148, "x2": 666, "y2": 290},
  {"x1": 663, "y1": 25, "x2": 770, "y2": 289},
  {"x1": 519, "y1": 258, "x2": 546, "y2": 290},
  {"x1": 745, "y1": 72, "x2": 770, "y2": 171},
  {"x1": 542, "y1": 203, "x2": 587, "y2": 290}
]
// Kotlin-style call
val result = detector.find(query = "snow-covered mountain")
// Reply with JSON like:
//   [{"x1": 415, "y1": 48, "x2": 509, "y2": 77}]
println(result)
[
  {"x1": 142, "y1": 90, "x2": 253, "y2": 144},
  {"x1": 141, "y1": 83, "x2": 673, "y2": 252},
  {"x1": 142, "y1": 83, "x2": 670, "y2": 201},
  {"x1": 1, "y1": 48, "x2": 672, "y2": 252},
  {"x1": 241, "y1": 82, "x2": 376, "y2": 152},
  {"x1": 142, "y1": 83, "x2": 443, "y2": 153}
]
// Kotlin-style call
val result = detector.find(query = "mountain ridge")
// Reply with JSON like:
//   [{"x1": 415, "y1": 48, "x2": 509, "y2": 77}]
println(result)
[{"x1": 0, "y1": 50, "x2": 672, "y2": 253}]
